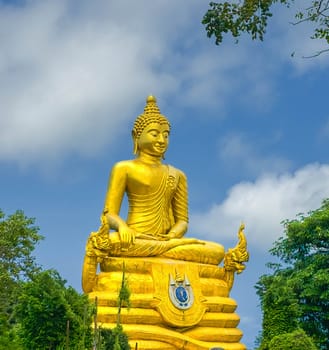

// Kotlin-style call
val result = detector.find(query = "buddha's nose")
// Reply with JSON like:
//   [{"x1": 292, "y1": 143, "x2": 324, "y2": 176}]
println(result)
[{"x1": 158, "y1": 134, "x2": 165, "y2": 143}]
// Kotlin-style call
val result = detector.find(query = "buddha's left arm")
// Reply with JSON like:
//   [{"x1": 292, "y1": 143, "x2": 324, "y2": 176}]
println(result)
[{"x1": 169, "y1": 170, "x2": 189, "y2": 239}]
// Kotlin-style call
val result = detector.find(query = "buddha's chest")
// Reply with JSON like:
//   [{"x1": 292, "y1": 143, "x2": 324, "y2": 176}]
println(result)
[{"x1": 126, "y1": 165, "x2": 172, "y2": 195}]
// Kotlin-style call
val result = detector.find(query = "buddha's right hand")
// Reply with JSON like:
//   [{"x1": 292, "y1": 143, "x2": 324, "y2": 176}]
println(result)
[
  {"x1": 87, "y1": 230, "x2": 111, "y2": 255},
  {"x1": 98, "y1": 221, "x2": 110, "y2": 237},
  {"x1": 118, "y1": 225, "x2": 136, "y2": 251}
]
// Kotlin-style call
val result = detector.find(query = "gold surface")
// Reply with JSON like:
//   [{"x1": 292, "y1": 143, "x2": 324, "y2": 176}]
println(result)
[
  {"x1": 100, "y1": 324, "x2": 246, "y2": 350},
  {"x1": 82, "y1": 96, "x2": 249, "y2": 349}
]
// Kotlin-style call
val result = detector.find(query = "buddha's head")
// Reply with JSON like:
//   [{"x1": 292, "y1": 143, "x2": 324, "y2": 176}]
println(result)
[{"x1": 132, "y1": 96, "x2": 171, "y2": 157}]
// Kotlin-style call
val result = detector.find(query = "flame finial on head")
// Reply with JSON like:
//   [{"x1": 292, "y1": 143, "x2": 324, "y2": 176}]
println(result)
[{"x1": 143, "y1": 95, "x2": 160, "y2": 115}]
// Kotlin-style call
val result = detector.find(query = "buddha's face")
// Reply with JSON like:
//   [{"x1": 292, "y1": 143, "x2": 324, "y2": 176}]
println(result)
[{"x1": 137, "y1": 122, "x2": 170, "y2": 157}]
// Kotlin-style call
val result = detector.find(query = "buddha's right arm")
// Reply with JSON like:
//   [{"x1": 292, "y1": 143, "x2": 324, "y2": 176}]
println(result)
[
  {"x1": 102, "y1": 213, "x2": 135, "y2": 250},
  {"x1": 101, "y1": 162, "x2": 128, "y2": 230},
  {"x1": 103, "y1": 162, "x2": 127, "y2": 220},
  {"x1": 101, "y1": 162, "x2": 136, "y2": 249},
  {"x1": 103, "y1": 212, "x2": 128, "y2": 231}
]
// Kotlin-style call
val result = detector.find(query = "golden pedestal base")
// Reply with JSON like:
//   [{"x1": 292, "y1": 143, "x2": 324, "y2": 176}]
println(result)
[{"x1": 89, "y1": 257, "x2": 246, "y2": 350}]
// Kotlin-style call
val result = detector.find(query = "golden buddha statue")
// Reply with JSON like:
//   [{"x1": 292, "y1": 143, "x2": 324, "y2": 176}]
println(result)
[
  {"x1": 82, "y1": 96, "x2": 249, "y2": 350},
  {"x1": 83, "y1": 96, "x2": 224, "y2": 275}
]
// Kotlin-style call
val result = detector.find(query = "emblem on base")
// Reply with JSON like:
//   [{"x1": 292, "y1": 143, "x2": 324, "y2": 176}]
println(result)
[{"x1": 169, "y1": 272, "x2": 194, "y2": 310}]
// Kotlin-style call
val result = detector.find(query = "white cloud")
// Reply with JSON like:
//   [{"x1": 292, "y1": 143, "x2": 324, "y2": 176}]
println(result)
[
  {"x1": 0, "y1": 0, "x2": 175, "y2": 164},
  {"x1": 0, "y1": 0, "x2": 291, "y2": 167},
  {"x1": 1, "y1": 0, "x2": 326, "y2": 167},
  {"x1": 218, "y1": 133, "x2": 292, "y2": 176},
  {"x1": 190, "y1": 163, "x2": 329, "y2": 251}
]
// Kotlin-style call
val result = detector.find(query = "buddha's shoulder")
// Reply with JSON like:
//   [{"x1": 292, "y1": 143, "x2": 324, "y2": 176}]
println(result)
[
  {"x1": 111, "y1": 160, "x2": 136, "y2": 172},
  {"x1": 167, "y1": 164, "x2": 187, "y2": 180}
]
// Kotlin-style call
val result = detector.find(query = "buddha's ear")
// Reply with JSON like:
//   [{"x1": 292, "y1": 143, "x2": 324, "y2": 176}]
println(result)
[{"x1": 132, "y1": 131, "x2": 139, "y2": 155}]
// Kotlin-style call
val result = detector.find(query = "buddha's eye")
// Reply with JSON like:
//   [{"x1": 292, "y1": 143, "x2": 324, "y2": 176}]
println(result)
[{"x1": 149, "y1": 131, "x2": 158, "y2": 137}]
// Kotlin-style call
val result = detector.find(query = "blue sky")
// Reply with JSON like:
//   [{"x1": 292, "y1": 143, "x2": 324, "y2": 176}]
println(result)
[{"x1": 1, "y1": 0, "x2": 329, "y2": 348}]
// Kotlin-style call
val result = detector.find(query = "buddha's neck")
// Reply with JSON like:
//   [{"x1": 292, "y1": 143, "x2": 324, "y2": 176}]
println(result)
[{"x1": 137, "y1": 152, "x2": 163, "y2": 166}]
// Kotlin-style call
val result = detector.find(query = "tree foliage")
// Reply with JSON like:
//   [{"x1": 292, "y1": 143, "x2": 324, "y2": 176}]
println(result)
[
  {"x1": 0, "y1": 209, "x2": 94, "y2": 349},
  {"x1": 202, "y1": 1, "x2": 329, "y2": 56},
  {"x1": 15, "y1": 269, "x2": 93, "y2": 350},
  {"x1": 268, "y1": 328, "x2": 317, "y2": 350},
  {"x1": 0, "y1": 209, "x2": 43, "y2": 284},
  {"x1": 98, "y1": 326, "x2": 130, "y2": 350},
  {"x1": 0, "y1": 209, "x2": 43, "y2": 346},
  {"x1": 256, "y1": 199, "x2": 329, "y2": 349}
]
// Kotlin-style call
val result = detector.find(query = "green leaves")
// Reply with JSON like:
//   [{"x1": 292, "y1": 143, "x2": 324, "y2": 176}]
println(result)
[
  {"x1": 15, "y1": 270, "x2": 93, "y2": 350},
  {"x1": 202, "y1": 1, "x2": 280, "y2": 45},
  {"x1": 0, "y1": 210, "x2": 44, "y2": 344},
  {"x1": 272, "y1": 198, "x2": 329, "y2": 263},
  {"x1": 268, "y1": 329, "x2": 317, "y2": 350},
  {"x1": 256, "y1": 199, "x2": 329, "y2": 349},
  {"x1": 0, "y1": 209, "x2": 93, "y2": 349},
  {"x1": 202, "y1": 1, "x2": 329, "y2": 56},
  {"x1": 0, "y1": 209, "x2": 43, "y2": 282},
  {"x1": 98, "y1": 325, "x2": 130, "y2": 350}
]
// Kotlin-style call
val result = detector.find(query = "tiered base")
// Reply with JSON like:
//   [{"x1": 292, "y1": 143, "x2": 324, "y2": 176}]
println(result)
[{"x1": 88, "y1": 257, "x2": 246, "y2": 350}]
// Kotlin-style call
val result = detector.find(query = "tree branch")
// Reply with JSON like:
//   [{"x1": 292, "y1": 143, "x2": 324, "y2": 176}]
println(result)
[{"x1": 302, "y1": 47, "x2": 329, "y2": 58}]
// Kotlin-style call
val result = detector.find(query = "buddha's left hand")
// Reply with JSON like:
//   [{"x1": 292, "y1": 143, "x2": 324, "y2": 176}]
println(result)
[{"x1": 167, "y1": 220, "x2": 188, "y2": 239}]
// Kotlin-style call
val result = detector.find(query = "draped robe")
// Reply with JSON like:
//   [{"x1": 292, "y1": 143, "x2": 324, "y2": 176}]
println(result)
[{"x1": 92, "y1": 161, "x2": 224, "y2": 265}]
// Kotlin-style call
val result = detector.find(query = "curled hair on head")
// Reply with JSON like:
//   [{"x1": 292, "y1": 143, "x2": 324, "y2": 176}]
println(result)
[{"x1": 132, "y1": 95, "x2": 171, "y2": 154}]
